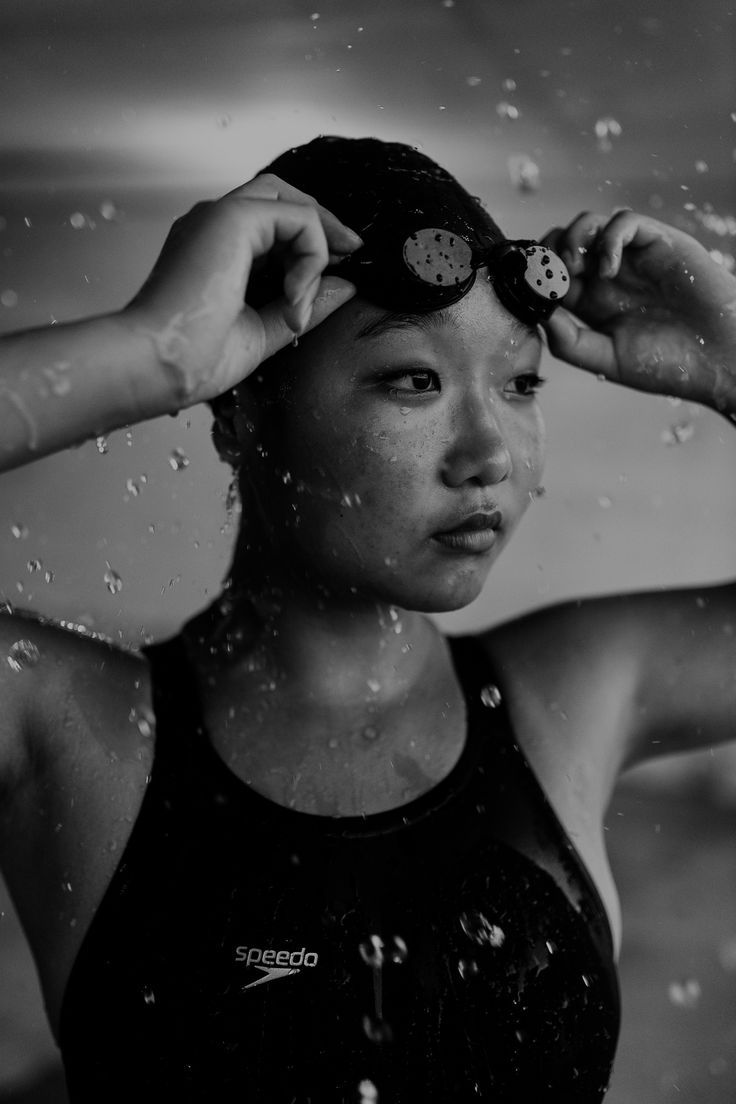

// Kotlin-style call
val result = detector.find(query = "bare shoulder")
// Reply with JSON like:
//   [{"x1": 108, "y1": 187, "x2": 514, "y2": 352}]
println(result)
[
  {"x1": 0, "y1": 610, "x2": 155, "y2": 1040},
  {"x1": 0, "y1": 608, "x2": 152, "y2": 793},
  {"x1": 475, "y1": 594, "x2": 642, "y2": 812}
]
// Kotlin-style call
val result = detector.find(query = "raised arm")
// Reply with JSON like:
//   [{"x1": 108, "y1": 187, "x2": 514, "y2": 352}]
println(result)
[
  {"x1": 536, "y1": 211, "x2": 736, "y2": 771},
  {"x1": 0, "y1": 175, "x2": 360, "y2": 473}
]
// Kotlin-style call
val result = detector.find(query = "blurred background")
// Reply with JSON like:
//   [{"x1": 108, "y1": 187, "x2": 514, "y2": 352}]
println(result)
[{"x1": 0, "y1": 0, "x2": 735, "y2": 1099}]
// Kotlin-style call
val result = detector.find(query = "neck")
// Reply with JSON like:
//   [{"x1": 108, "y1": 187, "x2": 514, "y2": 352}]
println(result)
[{"x1": 185, "y1": 532, "x2": 442, "y2": 715}]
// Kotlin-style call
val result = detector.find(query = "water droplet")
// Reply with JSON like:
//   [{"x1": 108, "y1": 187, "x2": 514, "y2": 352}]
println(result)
[
  {"x1": 597, "y1": 495, "x2": 613, "y2": 509},
  {"x1": 291, "y1": 334, "x2": 300, "y2": 347},
  {"x1": 362, "y1": 1014, "x2": 392, "y2": 1043},
  {"x1": 7, "y1": 639, "x2": 40, "y2": 672},
  {"x1": 10, "y1": 523, "x2": 28, "y2": 539},
  {"x1": 169, "y1": 447, "x2": 190, "y2": 471},
  {"x1": 69, "y1": 212, "x2": 87, "y2": 229},
  {"x1": 129, "y1": 704, "x2": 155, "y2": 738},
  {"x1": 44, "y1": 570, "x2": 55, "y2": 584},
  {"x1": 142, "y1": 987, "x2": 156, "y2": 1005},
  {"x1": 459, "y1": 910, "x2": 505, "y2": 947},
  {"x1": 217, "y1": 114, "x2": 232, "y2": 128},
  {"x1": 594, "y1": 116, "x2": 622, "y2": 152},
  {"x1": 388, "y1": 935, "x2": 408, "y2": 964},
  {"x1": 496, "y1": 101, "x2": 520, "y2": 120},
  {"x1": 103, "y1": 563, "x2": 123, "y2": 595},
  {"x1": 328, "y1": 736, "x2": 339, "y2": 750},
  {"x1": 26, "y1": 558, "x2": 42, "y2": 573},
  {"x1": 359, "y1": 934, "x2": 384, "y2": 967},
  {"x1": 1, "y1": 289, "x2": 18, "y2": 308},
  {"x1": 466, "y1": 75, "x2": 482, "y2": 86},
  {"x1": 480, "y1": 684, "x2": 502, "y2": 709},
  {"x1": 507, "y1": 153, "x2": 540, "y2": 193},
  {"x1": 668, "y1": 978, "x2": 701, "y2": 1008},
  {"x1": 502, "y1": 77, "x2": 517, "y2": 91},
  {"x1": 362, "y1": 725, "x2": 379, "y2": 742},
  {"x1": 660, "y1": 421, "x2": 694, "y2": 445},
  {"x1": 358, "y1": 1079, "x2": 379, "y2": 1103},
  {"x1": 399, "y1": 406, "x2": 410, "y2": 415},
  {"x1": 99, "y1": 200, "x2": 118, "y2": 220},
  {"x1": 367, "y1": 678, "x2": 381, "y2": 694},
  {"x1": 310, "y1": 10, "x2": 320, "y2": 19},
  {"x1": 695, "y1": 159, "x2": 709, "y2": 174},
  {"x1": 95, "y1": 435, "x2": 109, "y2": 454},
  {"x1": 457, "y1": 957, "x2": 480, "y2": 979}
]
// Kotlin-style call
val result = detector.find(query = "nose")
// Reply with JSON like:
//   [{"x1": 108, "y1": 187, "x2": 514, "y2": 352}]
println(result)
[{"x1": 441, "y1": 393, "x2": 513, "y2": 488}]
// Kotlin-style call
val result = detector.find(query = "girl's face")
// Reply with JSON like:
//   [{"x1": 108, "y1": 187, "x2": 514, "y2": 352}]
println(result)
[{"x1": 240, "y1": 276, "x2": 546, "y2": 612}]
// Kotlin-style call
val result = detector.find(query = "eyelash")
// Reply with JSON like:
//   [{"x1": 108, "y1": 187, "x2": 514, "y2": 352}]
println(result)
[{"x1": 384, "y1": 370, "x2": 547, "y2": 398}]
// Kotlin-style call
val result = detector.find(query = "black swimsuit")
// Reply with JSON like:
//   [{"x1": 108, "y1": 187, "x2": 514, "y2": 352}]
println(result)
[{"x1": 59, "y1": 633, "x2": 620, "y2": 1102}]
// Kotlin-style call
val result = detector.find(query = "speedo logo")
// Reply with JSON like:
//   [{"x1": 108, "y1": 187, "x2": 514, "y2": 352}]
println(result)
[{"x1": 235, "y1": 946, "x2": 319, "y2": 990}]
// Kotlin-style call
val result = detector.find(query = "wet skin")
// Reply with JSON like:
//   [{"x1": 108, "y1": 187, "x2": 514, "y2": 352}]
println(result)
[{"x1": 236, "y1": 273, "x2": 547, "y2": 615}]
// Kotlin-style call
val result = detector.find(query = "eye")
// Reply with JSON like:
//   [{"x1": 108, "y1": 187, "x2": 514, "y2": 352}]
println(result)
[
  {"x1": 384, "y1": 369, "x2": 440, "y2": 397},
  {"x1": 506, "y1": 372, "x2": 547, "y2": 398}
]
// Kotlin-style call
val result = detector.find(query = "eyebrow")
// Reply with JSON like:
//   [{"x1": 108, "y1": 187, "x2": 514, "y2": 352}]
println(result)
[
  {"x1": 355, "y1": 308, "x2": 540, "y2": 345},
  {"x1": 355, "y1": 309, "x2": 458, "y2": 341}
]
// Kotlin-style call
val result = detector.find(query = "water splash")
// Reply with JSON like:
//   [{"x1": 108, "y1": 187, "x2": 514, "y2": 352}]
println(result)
[
  {"x1": 129, "y1": 705, "x2": 156, "y2": 738},
  {"x1": 358, "y1": 1079, "x2": 379, "y2": 1104},
  {"x1": 480, "y1": 684, "x2": 502, "y2": 709},
  {"x1": 459, "y1": 911, "x2": 505, "y2": 947},
  {"x1": 169, "y1": 447, "x2": 190, "y2": 471},
  {"x1": 507, "y1": 154, "x2": 540, "y2": 193},
  {"x1": 359, "y1": 935, "x2": 385, "y2": 967},
  {"x1": 362, "y1": 1015, "x2": 392, "y2": 1043},
  {"x1": 103, "y1": 563, "x2": 123, "y2": 595},
  {"x1": 594, "y1": 117, "x2": 622, "y2": 153},
  {"x1": 660, "y1": 421, "x2": 694, "y2": 446},
  {"x1": 667, "y1": 978, "x2": 701, "y2": 1009},
  {"x1": 457, "y1": 958, "x2": 480, "y2": 979},
  {"x1": 7, "y1": 640, "x2": 41, "y2": 672}
]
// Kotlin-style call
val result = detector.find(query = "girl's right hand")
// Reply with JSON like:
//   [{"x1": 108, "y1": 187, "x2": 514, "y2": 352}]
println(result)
[{"x1": 122, "y1": 174, "x2": 362, "y2": 409}]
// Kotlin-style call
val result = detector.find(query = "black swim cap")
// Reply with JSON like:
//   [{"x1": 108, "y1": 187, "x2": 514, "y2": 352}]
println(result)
[{"x1": 257, "y1": 135, "x2": 569, "y2": 325}]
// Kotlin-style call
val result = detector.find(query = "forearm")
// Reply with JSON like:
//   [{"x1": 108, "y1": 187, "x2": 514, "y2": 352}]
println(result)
[{"x1": 0, "y1": 312, "x2": 177, "y2": 473}]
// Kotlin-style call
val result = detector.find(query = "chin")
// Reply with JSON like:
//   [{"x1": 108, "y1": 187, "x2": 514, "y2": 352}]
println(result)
[{"x1": 378, "y1": 566, "x2": 490, "y2": 614}]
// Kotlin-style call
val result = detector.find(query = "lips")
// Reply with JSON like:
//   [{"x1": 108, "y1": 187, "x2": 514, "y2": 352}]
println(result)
[
  {"x1": 437, "y1": 510, "x2": 503, "y2": 535},
  {"x1": 432, "y1": 510, "x2": 503, "y2": 554}
]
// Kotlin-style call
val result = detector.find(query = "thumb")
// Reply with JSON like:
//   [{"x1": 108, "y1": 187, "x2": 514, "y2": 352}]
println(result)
[{"x1": 258, "y1": 276, "x2": 357, "y2": 359}]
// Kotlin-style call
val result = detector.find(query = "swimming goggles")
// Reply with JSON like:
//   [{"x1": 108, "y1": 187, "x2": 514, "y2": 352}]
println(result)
[{"x1": 331, "y1": 227, "x2": 570, "y2": 325}]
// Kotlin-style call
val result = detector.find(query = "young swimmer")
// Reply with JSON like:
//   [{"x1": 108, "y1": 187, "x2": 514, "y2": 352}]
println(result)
[{"x1": 0, "y1": 136, "x2": 734, "y2": 1102}]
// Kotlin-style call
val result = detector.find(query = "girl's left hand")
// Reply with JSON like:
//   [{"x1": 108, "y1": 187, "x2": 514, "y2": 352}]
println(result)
[{"x1": 542, "y1": 211, "x2": 736, "y2": 415}]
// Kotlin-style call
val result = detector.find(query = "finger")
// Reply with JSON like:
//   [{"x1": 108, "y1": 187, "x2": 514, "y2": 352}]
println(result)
[
  {"x1": 239, "y1": 200, "x2": 331, "y2": 317},
  {"x1": 543, "y1": 307, "x2": 618, "y2": 377},
  {"x1": 594, "y1": 210, "x2": 670, "y2": 278},
  {"x1": 227, "y1": 173, "x2": 363, "y2": 255},
  {"x1": 547, "y1": 212, "x2": 608, "y2": 275},
  {"x1": 257, "y1": 276, "x2": 357, "y2": 359}
]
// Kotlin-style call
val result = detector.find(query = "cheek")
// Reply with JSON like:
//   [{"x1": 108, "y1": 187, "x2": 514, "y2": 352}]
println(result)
[{"x1": 514, "y1": 408, "x2": 546, "y2": 483}]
